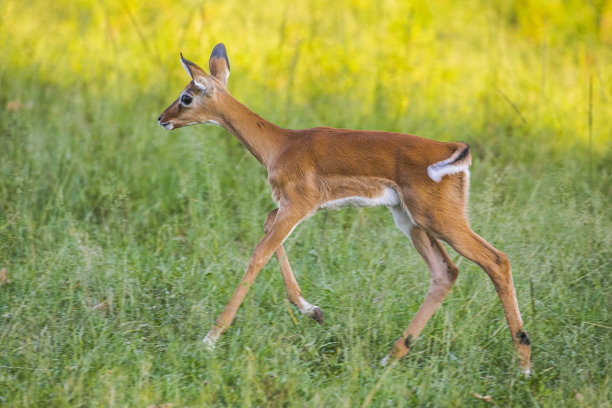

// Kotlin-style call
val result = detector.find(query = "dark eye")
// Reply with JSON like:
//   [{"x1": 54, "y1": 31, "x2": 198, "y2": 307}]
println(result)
[{"x1": 181, "y1": 94, "x2": 193, "y2": 105}]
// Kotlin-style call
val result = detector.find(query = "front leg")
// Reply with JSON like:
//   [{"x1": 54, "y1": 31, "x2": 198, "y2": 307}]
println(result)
[
  {"x1": 203, "y1": 207, "x2": 308, "y2": 348},
  {"x1": 265, "y1": 209, "x2": 323, "y2": 324}
]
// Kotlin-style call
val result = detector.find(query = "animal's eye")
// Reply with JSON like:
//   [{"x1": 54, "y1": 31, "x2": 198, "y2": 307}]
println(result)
[{"x1": 181, "y1": 94, "x2": 193, "y2": 105}]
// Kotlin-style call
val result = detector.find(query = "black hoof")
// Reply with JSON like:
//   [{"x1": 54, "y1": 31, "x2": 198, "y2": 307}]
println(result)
[{"x1": 310, "y1": 306, "x2": 323, "y2": 324}]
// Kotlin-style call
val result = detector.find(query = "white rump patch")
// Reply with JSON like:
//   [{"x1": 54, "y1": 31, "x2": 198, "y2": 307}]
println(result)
[
  {"x1": 427, "y1": 149, "x2": 470, "y2": 182},
  {"x1": 320, "y1": 187, "x2": 400, "y2": 210},
  {"x1": 427, "y1": 163, "x2": 470, "y2": 182}
]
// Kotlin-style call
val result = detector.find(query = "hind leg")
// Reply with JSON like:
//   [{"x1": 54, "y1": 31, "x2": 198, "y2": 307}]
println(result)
[
  {"x1": 265, "y1": 209, "x2": 322, "y2": 323},
  {"x1": 382, "y1": 207, "x2": 459, "y2": 365},
  {"x1": 437, "y1": 224, "x2": 531, "y2": 375}
]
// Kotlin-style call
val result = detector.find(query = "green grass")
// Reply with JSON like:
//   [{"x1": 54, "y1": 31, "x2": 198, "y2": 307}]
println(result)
[{"x1": 1, "y1": 1, "x2": 612, "y2": 406}]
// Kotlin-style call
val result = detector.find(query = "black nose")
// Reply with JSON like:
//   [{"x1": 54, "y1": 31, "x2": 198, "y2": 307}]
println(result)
[{"x1": 158, "y1": 114, "x2": 163, "y2": 121}]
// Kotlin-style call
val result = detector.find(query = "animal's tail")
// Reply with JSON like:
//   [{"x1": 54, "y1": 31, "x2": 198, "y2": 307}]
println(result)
[{"x1": 427, "y1": 143, "x2": 472, "y2": 182}]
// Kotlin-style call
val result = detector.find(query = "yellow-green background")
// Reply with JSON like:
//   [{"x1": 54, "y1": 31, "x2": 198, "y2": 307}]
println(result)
[{"x1": 3, "y1": 0, "x2": 611, "y2": 148}]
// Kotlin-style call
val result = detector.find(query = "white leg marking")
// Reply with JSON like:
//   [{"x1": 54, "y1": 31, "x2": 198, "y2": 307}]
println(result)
[
  {"x1": 202, "y1": 332, "x2": 217, "y2": 350},
  {"x1": 389, "y1": 205, "x2": 415, "y2": 244},
  {"x1": 297, "y1": 299, "x2": 317, "y2": 316}
]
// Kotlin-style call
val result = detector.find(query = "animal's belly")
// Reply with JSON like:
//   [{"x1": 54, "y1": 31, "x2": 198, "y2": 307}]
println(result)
[{"x1": 319, "y1": 187, "x2": 400, "y2": 210}]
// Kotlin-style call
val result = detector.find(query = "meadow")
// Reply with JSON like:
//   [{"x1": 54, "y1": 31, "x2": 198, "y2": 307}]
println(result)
[{"x1": 1, "y1": 0, "x2": 611, "y2": 406}]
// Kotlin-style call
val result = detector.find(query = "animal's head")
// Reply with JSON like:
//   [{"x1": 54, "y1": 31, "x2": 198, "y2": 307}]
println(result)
[{"x1": 158, "y1": 43, "x2": 231, "y2": 130}]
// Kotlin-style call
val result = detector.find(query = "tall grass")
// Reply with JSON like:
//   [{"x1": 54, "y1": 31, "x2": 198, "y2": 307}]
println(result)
[{"x1": 1, "y1": 1, "x2": 611, "y2": 406}]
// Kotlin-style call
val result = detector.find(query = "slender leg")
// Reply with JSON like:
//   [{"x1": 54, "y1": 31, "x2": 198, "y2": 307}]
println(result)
[
  {"x1": 383, "y1": 207, "x2": 459, "y2": 365},
  {"x1": 440, "y1": 225, "x2": 531, "y2": 375},
  {"x1": 203, "y1": 207, "x2": 306, "y2": 347},
  {"x1": 264, "y1": 209, "x2": 322, "y2": 323}
]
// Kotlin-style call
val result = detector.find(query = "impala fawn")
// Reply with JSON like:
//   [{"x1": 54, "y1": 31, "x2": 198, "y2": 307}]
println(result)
[{"x1": 158, "y1": 43, "x2": 531, "y2": 375}]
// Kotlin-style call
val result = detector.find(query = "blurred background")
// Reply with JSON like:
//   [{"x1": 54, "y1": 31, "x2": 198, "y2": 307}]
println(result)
[
  {"x1": 3, "y1": 0, "x2": 611, "y2": 152},
  {"x1": 1, "y1": 1, "x2": 611, "y2": 406}
]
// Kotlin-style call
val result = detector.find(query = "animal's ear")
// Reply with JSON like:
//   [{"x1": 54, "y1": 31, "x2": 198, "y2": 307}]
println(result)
[
  {"x1": 180, "y1": 53, "x2": 210, "y2": 92},
  {"x1": 208, "y1": 43, "x2": 230, "y2": 87}
]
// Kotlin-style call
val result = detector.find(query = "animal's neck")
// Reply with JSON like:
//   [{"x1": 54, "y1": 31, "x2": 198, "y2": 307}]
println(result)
[{"x1": 215, "y1": 93, "x2": 288, "y2": 168}]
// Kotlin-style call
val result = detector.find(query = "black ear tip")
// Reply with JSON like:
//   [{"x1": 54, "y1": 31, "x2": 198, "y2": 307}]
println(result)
[
  {"x1": 210, "y1": 43, "x2": 230, "y2": 70},
  {"x1": 180, "y1": 52, "x2": 196, "y2": 68},
  {"x1": 211, "y1": 43, "x2": 228, "y2": 58}
]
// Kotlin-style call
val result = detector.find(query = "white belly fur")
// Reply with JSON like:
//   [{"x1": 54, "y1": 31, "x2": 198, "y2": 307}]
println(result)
[{"x1": 319, "y1": 187, "x2": 401, "y2": 210}]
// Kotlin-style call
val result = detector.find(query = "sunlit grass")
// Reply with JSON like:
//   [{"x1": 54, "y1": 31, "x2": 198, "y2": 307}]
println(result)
[{"x1": 1, "y1": 1, "x2": 611, "y2": 406}]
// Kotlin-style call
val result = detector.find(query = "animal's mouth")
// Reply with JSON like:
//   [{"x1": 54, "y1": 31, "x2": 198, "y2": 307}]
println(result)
[{"x1": 158, "y1": 120, "x2": 174, "y2": 130}]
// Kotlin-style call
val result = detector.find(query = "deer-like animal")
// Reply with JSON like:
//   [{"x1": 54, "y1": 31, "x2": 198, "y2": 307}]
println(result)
[{"x1": 158, "y1": 43, "x2": 531, "y2": 375}]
